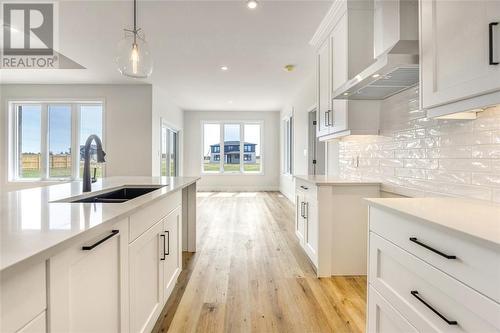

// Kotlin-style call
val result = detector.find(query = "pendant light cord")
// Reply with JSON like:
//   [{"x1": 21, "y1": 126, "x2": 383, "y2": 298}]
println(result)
[{"x1": 133, "y1": 0, "x2": 137, "y2": 32}]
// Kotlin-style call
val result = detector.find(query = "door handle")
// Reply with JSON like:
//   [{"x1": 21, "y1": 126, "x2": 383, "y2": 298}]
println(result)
[
  {"x1": 489, "y1": 22, "x2": 499, "y2": 65},
  {"x1": 303, "y1": 202, "x2": 308, "y2": 219},
  {"x1": 324, "y1": 111, "x2": 330, "y2": 126},
  {"x1": 411, "y1": 291, "x2": 458, "y2": 325},
  {"x1": 82, "y1": 230, "x2": 119, "y2": 251},
  {"x1": 300, "y1": 202, "x2": 305, "y2": 218}
]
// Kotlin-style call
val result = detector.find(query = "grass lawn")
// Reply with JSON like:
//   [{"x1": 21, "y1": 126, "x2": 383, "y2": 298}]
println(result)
[
  {"x1": 20, "y1": 166, "x2": 103, "y2": 179},
  {"x1": 203, "y1": 162, "x2": 261, "y2": 173}
]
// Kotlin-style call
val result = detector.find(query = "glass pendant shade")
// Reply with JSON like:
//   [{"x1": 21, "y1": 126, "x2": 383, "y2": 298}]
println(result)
[{"x1": 116, "y1": 30, "x2": 153, "y2": 78}]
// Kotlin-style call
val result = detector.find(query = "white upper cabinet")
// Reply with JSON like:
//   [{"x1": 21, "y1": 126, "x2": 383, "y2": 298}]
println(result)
[
  {"x1": 421, "y1": 0, "x2": 500, "y2": 117},
  {"x1": 317, "y1": 37, "x2": 331, "y2": 137},
  {"x1": 311, "y1": 0, "x2": 380, "y2": 140}
]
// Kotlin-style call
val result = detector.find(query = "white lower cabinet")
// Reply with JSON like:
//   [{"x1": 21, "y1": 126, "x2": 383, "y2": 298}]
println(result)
[
  {"x1": 129, "y1": 206, "x2": 182, "y2": 333},
  {"x1": 129, "y1": 219, "x2": 165, "y2": 333},
  {"x1": 367, "y1": 205, "x2": 500, "y2": 333},
  {"x1": 163, "y1": 207, "x2": 182, "y2": 300},
  {"x1": 368, "y1": 287, "x2": 418, "y2": 333},
  {"x1": 17, "y1": 312, "x2": 47, "y2": 333},
  {"x1": 295, "y1": 183, "x2": 318, "y2": 267},
  {"x1": 49, "y1": 219, "x2": 129, "y2": 333}
]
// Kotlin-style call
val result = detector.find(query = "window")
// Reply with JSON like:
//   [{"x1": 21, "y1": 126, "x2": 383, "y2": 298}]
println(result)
[
  {"x1": 283, "y1": 116, "x2": 293, "y2": 174},
  {"x1": 202, "y1": 121, "x2": 262, "y2": 174},
  {"x1": 11, "y1": 102, "x2": 104, "y2": 181},
  {"x1": 160, "y1": 122, "x2": 178, "y2": 177}
]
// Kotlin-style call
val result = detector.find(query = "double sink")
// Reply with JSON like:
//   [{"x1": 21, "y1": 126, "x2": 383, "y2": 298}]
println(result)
[{"x1": 67, "y1": 185, "x2": 167, "y2": 204}]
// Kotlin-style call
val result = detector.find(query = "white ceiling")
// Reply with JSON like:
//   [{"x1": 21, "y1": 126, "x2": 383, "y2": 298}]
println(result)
[{"x1": 1, "y1": 1, "x2": 332, "y2": 111}]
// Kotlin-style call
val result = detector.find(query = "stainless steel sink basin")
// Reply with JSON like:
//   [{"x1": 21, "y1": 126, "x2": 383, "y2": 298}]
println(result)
[{"x1": 69, "y1": 185, "x2": 166, "y2": 203}]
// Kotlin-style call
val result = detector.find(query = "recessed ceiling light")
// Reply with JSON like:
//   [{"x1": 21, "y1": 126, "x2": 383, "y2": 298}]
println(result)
[
  {"x1": 228, "y1": 100, "x2": 233, "y2": 104},
  {"x1": 372, "y1": 73, "x2": 380, "y2": 78},
  {"x1": 220, "y1": 66, "x2": 229, "y2": 71},
  {"x1": 247, "y1": 0, "x2": 258, "y2": 9},
  {"x1": 343, "y1": 92, "x2": 349, "y2": 96}
]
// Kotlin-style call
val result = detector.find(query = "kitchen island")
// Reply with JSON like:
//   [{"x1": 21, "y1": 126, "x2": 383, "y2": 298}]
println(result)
[{"x1": 0, "y1": 176, "x2": 199, "y2": 333}]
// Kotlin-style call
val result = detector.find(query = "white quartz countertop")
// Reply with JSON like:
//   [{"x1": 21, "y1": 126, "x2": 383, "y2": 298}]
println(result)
[
  {"x1": 295, "y1": 175, "x2": 381, "y2": 186},
  {"x1": 0, "y1": 176, "x2": 199, "y2": 272},
  {"x1": 365, "y1": 197, "x2": 500, "y2": 247}
]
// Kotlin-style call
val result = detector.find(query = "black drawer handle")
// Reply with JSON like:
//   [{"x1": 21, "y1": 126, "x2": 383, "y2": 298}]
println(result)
[
  {"x1": 489, "y1": 22, "x2": 499, "y2": 65},
  {"x1": 300, "y1": 185, "x2": 308, "y2": 190},
  {"x1": 160, "y1": 234, "x2": 166, "y2": 260},
  {"x1": 409, "y1": 237, "x2": 457, "y2": 259},
  {"x1": 411, "y1": 290, "x2": 458, "y2": 326},
  {"x1": 82, "y1": 230, "x2": 119, "y2": 251}
]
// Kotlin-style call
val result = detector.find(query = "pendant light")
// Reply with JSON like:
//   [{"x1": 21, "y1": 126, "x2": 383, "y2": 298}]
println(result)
[{"x1": 116, "y1": 0, "x2": 153, "y2": 78}]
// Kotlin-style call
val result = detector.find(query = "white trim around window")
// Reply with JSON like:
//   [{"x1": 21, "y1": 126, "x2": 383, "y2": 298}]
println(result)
[
  {"x1": 8, "y1": 100, "x2": 106, "y2": 182},
  {"x1": 200, "y1": 120, "x2": 264, "y2": 175}
]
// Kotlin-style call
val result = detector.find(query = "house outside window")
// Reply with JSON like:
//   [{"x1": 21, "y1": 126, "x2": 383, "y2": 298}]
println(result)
[{"x1": 202, "y1": 121, "x2": 262, "y2": 174}]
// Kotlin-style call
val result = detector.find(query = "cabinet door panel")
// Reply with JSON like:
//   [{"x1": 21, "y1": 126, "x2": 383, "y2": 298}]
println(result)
[
  {"x1": 421, "y1": 0, "x2": 500, "y2": 109},
  {"x1": 49, "y1": 220, "x2": 128, "y2": 333},
  {"x1": 129, "y1": 221, "x2": 164, "y2": 333},
  {"x1": 331, "y1": 99, "x2": 348, "y2": 133},
  {"x1": 163, "y1": 207, "x2": 181, "y2": 301},
  {"x1": 331, "y1": 13, "x2": 348, "y2": 93},
  {"x1": 317, "y1": 38, "x2": 331, "y2": 137},
  {"x1": 304, "y1": 199, "x2": 318, "y2": 266},
  {"x1": 295, "y1": 192, "x2": 306, "y2": 244}
]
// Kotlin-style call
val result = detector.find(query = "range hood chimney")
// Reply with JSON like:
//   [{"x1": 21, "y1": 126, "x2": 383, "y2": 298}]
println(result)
[{"x1": 333, "y1": 0, "x2": 419, "y2": 100}]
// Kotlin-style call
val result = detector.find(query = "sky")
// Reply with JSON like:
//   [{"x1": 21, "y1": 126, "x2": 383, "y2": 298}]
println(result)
[
  {"x1": 203, "y1": 123, "x2": 261, "y2": 156},
  {"x1": 20, "y1": 104, "x2": 102, "y2": 154}
]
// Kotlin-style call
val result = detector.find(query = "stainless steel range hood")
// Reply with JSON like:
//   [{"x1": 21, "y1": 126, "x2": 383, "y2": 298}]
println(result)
[{"x1": 333, "y1": 0, "x2": 419, "y2": 100}]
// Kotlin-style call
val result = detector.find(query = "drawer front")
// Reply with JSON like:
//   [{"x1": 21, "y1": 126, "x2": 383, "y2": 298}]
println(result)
[
  {"x1": 130, "y1": 191, "x2": 181, "y2": 242},
  {"x1": 295, "y1": 179, "x2": 317, "y2": 200},
  {"x1": 370, "y1": 206, "x2": 500, "y2": 303},
  {"x1": 367, "y1": 286, "x2": 418, "y2": 333},
  {"x1": 0, "y1": 261, "x2": 46, "y2": 333},
  {"x1": 369, "y1": 232, "x2": 500, "y2": 333}
]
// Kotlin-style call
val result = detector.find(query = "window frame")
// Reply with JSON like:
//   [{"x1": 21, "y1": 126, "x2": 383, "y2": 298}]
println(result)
[
  {"x1": 160, "y1": 119, "x2": 180, "y2": 177},
  {"x1": 8, "y1": 100, "x2": 106, "y2": 182},
  {"x1": 200, "y1": 120, "x2": 264, "y2": 175},
  {"x1": 283, "y1": 115, "x2": 293, "y2": 175}
]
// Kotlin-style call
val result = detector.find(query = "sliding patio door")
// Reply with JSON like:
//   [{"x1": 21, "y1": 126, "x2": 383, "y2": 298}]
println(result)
[{"x1": 160, "y1": 122, "x2": 178, "y2": 177}]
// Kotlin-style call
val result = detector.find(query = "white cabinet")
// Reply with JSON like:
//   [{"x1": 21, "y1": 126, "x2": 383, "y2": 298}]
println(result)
[
  {"x1": 17, "y1": 312, "x2": 46, "y2": 333},
  {"x1": 295, "y1": 177, "x2": 379, "y2": 277},
  {"x1": 129, "y1": 219, "x2": 165, "y2": 333},
  {"x1": 317, "y1": 37, "x2": 331, "y2": 137},
  {"x1": 129, "y1": 206, "x2": 182, "y2": 333},
  {"x1": 367, "y1": 205, "x2": 500, "y2": 333},
  {"x1": 49, "y1": 219, "x2": 129, "y2": 333},
  {"x1": 367, "y1": 287, "x2": 418, "y2": 333},
  {"x1": 421, "y1": 0, "x2": 500, "y2": 117},
  {"x1": 1, "y1": 261, "x2": 46, "y2": 333},
  {"x1": 163, "y1": 207, "x2": 182, "y2": 301},
  {"x1": 296, "y1": 184, "x2": 318, "y2": 266},
  {"x1": 312, "y1": 0, "x2": 380, "y2": 140}
]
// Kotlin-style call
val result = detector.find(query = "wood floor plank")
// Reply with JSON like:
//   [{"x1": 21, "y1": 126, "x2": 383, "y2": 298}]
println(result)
[{"x1": 153, "y1": 192, "x2": 366, "y2": 333}]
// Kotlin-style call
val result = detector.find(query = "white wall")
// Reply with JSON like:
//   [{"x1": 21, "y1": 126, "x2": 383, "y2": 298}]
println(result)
[
  {"x1": 151, "y1": 85, "x2": 184, "y2": 177},
  {"x1": 183, "y1": 110, "x2": 280, "y2": 191},
  {"x1": 1, "y1": 84, "x2": 153, "y2": 191},
  {"x1": 279, "y1": 74, "x2": 317, "y2": 201}
]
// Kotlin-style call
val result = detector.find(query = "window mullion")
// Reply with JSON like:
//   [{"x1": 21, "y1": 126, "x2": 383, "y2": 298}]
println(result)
[
  {"x1": 40, "y1": 104, "x2": 49, "y2": 180},
  {"x1": 71, "y1": 104, "x2": 80, "y2": 180},
  {"x1": 240, "y1": 123, "x2": 244, "y2": 173},
  {"x1": 219, "y1": 123, "x2": 224, "y2": 173}
]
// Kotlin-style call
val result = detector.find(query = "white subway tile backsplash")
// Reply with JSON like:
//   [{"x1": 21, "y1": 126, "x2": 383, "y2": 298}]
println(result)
[{"x1": 337, "y1": 88, "x2": 500, "y2": 202}]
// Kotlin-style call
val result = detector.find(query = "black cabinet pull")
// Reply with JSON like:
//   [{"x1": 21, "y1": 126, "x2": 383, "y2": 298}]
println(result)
[
  {"x1": 160, "y1": 234, "x2": 166, "y2": 260},
  {"x1": 300, "y1": 202, "x2": 304, "y2": 218},
  {"x1": 303, "y1": 202, "x2": 308, "y2": 219},
  {"x1": 411, "y1": 290, "x2": 458, "y2": 325},
  {"x1": 489, "y1": 22, "x2": 499, "y2": 65},
  {"x1": 409, "y1": 237, "x2": 456, "y2": 259},
  {"x1": 324, "y1": 111, "x2": 329, "y2": 126},
  {"x1": 165, "y1": 230, "x2": 170, "y2": 256},
  {"x1": 82, "y1": 230, "x2": 119, "y2": 251},
  {"x1": 300, "y1": 185, "x2": 309, "y2": 190}
]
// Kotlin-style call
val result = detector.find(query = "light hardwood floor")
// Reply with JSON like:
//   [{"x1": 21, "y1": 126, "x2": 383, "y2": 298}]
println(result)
[{"x1": 153, "y1": 192, "x2": 367, "y2": 333}]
